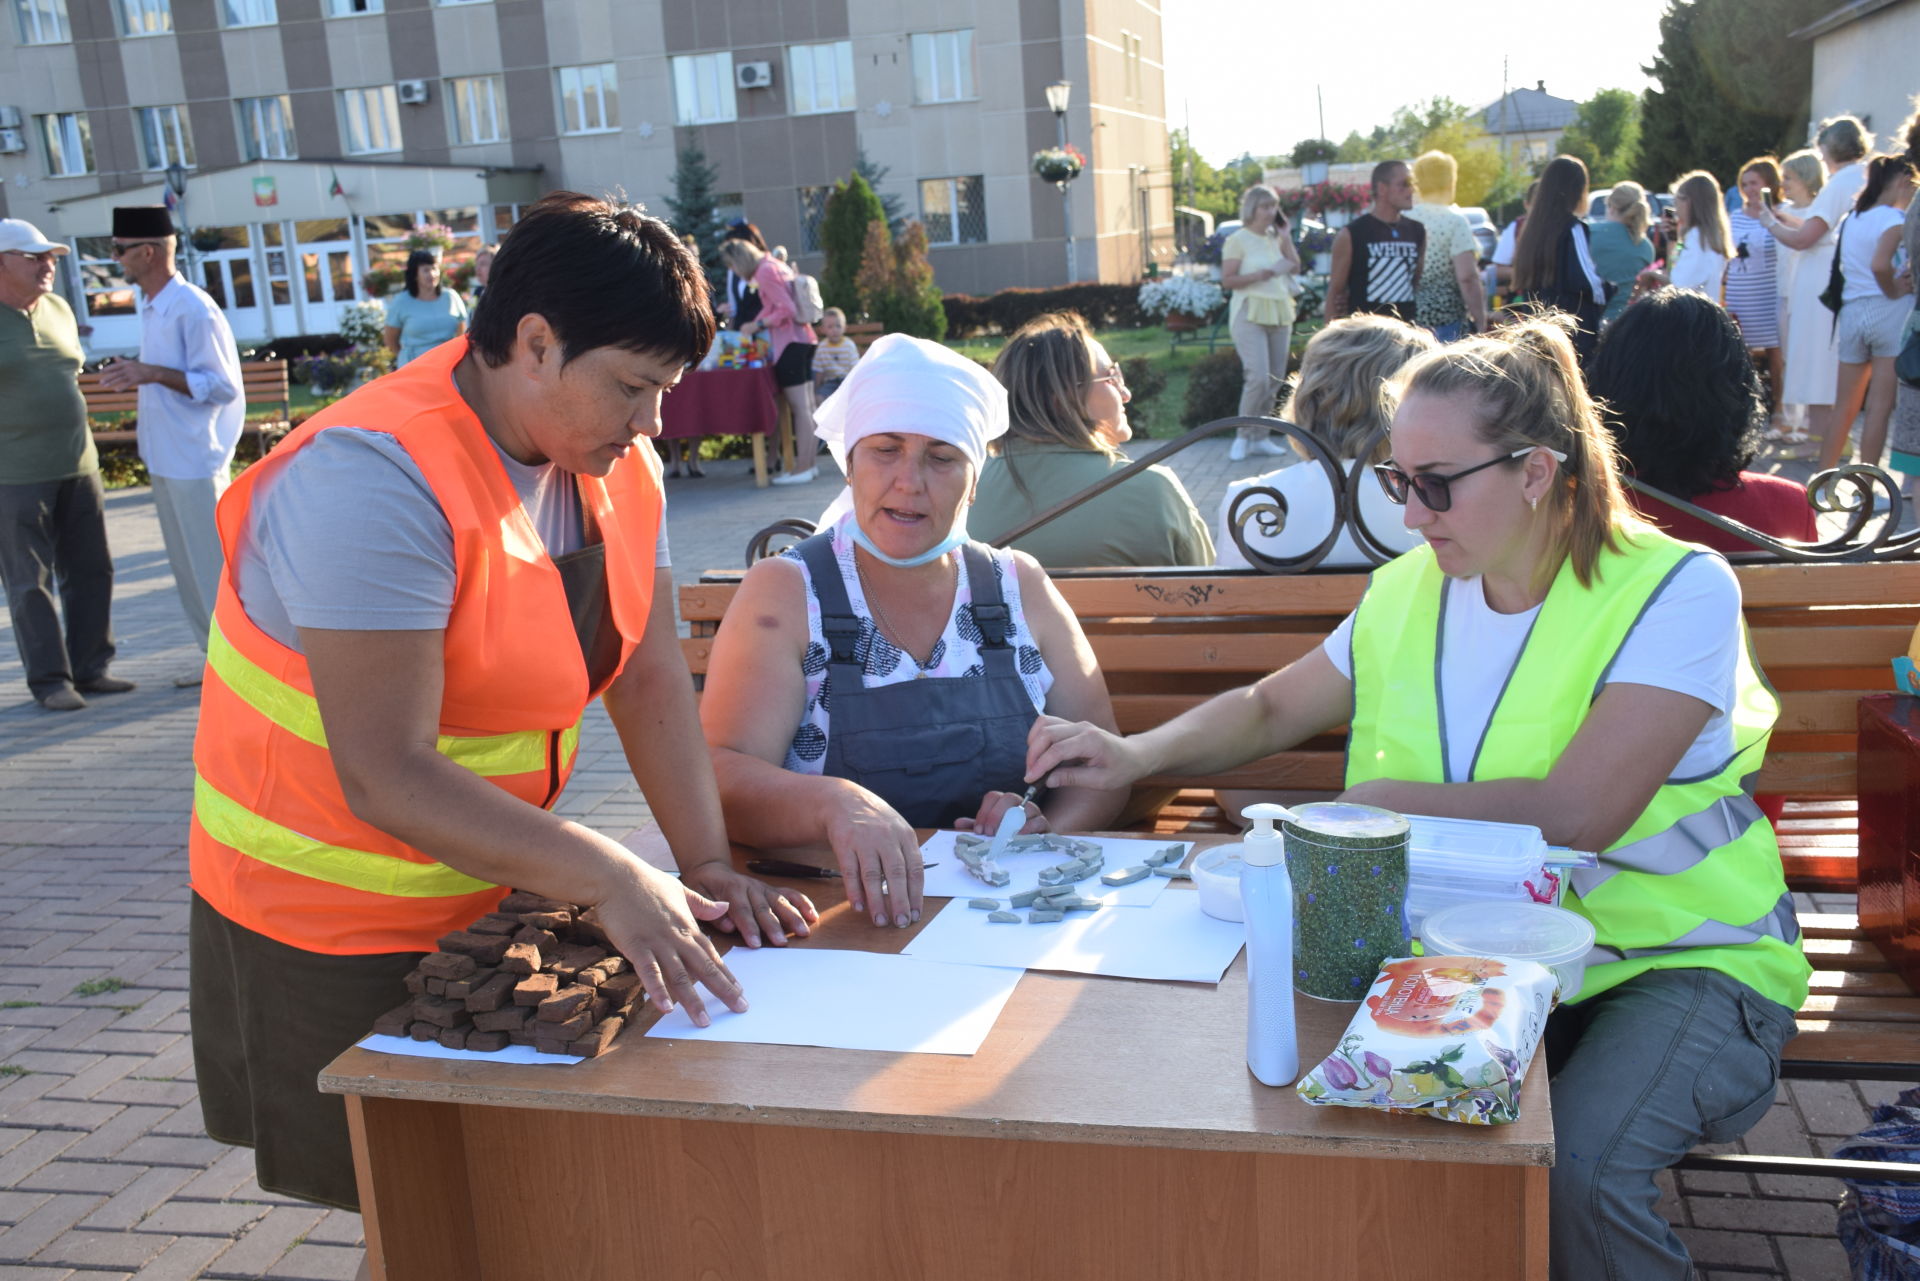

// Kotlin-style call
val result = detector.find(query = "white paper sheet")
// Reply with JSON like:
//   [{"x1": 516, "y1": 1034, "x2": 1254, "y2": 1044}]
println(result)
[
  {"x1": 902, "y1": 887, "x2": 1245, "y2": 984},
  {"x1": 645, "y1": 947, "x2": 1023, "y2": 1055},
  {"x1": 358, "y1": 1034, "x2": 584, "y2": 1066},
  {"x1": 919, "y1": 831, "x2": 1186, "y2": 908}
]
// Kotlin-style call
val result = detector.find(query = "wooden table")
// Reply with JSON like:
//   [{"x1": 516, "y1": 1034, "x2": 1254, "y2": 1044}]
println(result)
[
  {"x1": 321, "y1": 839, "x2": 1552, "y2": 1280},
  {"x1": 658, "y1": 367, "x2": 781, "y2": 487}
]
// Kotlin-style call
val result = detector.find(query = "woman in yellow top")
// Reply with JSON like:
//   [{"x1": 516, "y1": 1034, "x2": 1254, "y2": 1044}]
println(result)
[
  {"x1": 1027, "y1": 316, "x2": 1810, "y2": 1281},
  {"x1": 1220, "y1": 184, "x2": 1301, "y2": 461}
]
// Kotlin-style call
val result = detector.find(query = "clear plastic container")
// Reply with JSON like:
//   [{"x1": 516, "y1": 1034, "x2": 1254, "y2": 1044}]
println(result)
[
  {"x1": 1405, "y1": 815, "x2": 1553, "y2": 936},
  {"x1": 1420, "y1": 900, "x2": 1597, "y2": 1001},
  {"x1": 1191, "y1": 844, "x2": 1245, "y2": 922}
]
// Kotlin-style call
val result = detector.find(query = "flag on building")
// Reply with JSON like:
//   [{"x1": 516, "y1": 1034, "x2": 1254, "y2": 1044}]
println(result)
[{"x1": 329, "y1": 168, "x2": 345, "y2": 199}]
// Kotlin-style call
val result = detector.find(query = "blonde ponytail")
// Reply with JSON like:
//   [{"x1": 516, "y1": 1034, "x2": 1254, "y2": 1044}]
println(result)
[{"x1": 1394, "y1": 313, "x2": 1634, "y2": 587}]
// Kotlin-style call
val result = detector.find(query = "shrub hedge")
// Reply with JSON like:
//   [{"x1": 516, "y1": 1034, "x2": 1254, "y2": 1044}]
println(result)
[{"x1": 942, "y1": 283, "x2": 1147, "y2": 340}]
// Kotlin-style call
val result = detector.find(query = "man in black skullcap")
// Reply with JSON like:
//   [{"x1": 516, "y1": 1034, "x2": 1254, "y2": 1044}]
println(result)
[{"x1": 99, "y1": 206, "x2": 242, "y2": 680}]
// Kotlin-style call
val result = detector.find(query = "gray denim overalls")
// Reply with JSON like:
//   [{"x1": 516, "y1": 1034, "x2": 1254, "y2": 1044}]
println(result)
[{"x1": 794, "y1": 532, "x2": 1038, "y2": 828}]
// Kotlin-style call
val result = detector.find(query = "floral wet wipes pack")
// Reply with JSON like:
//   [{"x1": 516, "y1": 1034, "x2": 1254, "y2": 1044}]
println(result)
[{"x1": 1296, "y1": 955, "x2": 1557, "y2": 1125}]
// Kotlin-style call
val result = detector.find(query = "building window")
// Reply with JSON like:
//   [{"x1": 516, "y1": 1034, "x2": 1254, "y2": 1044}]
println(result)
[
  {"x1": 116, "y1": 0, "x2": 169, "y2": 35},
  {"x1": 13, "y1": 0, "x2": 70, "y2": 43},
  {"x1": 1123, "y1": 30, "x2": 1142, "y2": 102},
  {"x1": 920, "y1": 175, "x2": 985, "y2": 245},
  {"x1": 447, "y1": 75, "x2": 505, "y2": 145},
  {"x1": 340, "y1": 86, "x2": 402, "y2": 155},
  {"x1": 787, "y1": 41, "x2": 854, "y2": 116},
  {"x1": 221, "y1": 0, "x2": 274, "y2": 25},
  {"x1": 797, "y1": 185, "x2": 833, "y2": 253},
  {"x1": 557, "y1": 63, "x2": 619, "y2": 135},
  {"x1": 36, "y1": 111, "x2": 92, "y2": 176},
  {"x1": 323, "y1": 0, "x2": 380, "y2": 13},
  {"x1": 436, "y1": 0, "x2": 487, "y2": 5},
  {"x1": 134, "y1": 105, "x2": 194, "y2": 171},
  {"x1": 238, "y1": 95, "x2": 295, "y2": 160},
  {"x1": 670, "y1": 52, "x2": 734, "y2": 126},
  {"x1": 911, "y1": 30, "x2": 973, "y2": 104}
]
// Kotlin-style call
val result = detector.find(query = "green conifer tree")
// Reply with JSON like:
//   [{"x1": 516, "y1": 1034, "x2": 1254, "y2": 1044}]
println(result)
[
  {"x1": 665, "y1": 143, "x2": 726, "y2": 284},
  {"x1": 821, "y1": 173, "x2": 886, "y2": 318}
]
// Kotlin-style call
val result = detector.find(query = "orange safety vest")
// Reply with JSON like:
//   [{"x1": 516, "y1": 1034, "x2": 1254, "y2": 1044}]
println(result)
[{"x1": 188, "y1": 338, "x2": 661, "y2": 955}]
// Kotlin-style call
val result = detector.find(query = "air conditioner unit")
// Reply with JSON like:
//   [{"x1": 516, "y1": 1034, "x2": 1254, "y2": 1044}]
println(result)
[
  {"x1": 735, "y1": 61, "x2": 773, "y2": 89},
  {"x1": 0, "y1": 106, "x2": 21, "y2": 129},
  {"x1": 396, "y1": 79, "x2": 431, "y2": 105},
  {"x1": 0, "y1": 129, "x2": 23, "y2": 155}
]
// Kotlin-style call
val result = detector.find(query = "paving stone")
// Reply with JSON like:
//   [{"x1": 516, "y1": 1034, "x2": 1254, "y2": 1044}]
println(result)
[
  {"x1": 108, "y1": 1135, "x2": 228, "y2": 1167},
  {"x1": 11, "y1": 1162, "x2": 144, "y2": 1196},
  {"x1": 1739, "y1": 1100, "x2": 1822, "y2": 1158},
  {"x1": 0, "y1": 1192, "x2": 105, "y2": 1262},
  {"x1": 300, "y1": 1209, "x2": 364, "y2": 1247},
  {"x1": 207, "y1": 1205, "x2": 324, "y2": 1276},
  {"x1": 1786, "y1": 1079, "x2": 1874, "y2": 1137},
  {"x1": 125, "y1": 1234, "x2": 233, "y2": 1281},
  {"x1": 0, "y1": 1100, "x2": 124, "y2": 1132},
  {"x1": 1689, "y1": 1195, "x2": 1840, "y2": 1236},
  {"x1": 0, "y1": 1189, "x2": 51, "y2": 1223},
  {"x1": 0, "y1": 1131, "x2": 84, "y2": 1186},
  {"x1": 1674, "y1": 1225, "x2": 1781, "y2": 1270},
  {"x1": 30, "y1": 1229, "x2": 173, "y2": 1269},
  {"x1": 76, "y1": 1166, "x2": 197, "y2": 1231},
  {"x1": 267, "y1": 1243, "x2": 366, "y2": 1280},
  {"x1": 58, "y1": 1106, "x2": 170, "y2": 1160},
  {"x1": 1776, "y1": 1232, "x2": 1853, "y2": 1280},
  {"x1": 137, "y1": 1198, "x2": 269, "y2": 1236}
]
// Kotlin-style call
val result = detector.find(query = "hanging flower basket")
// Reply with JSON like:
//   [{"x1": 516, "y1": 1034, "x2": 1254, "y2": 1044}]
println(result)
[
  {"x1": 1031, "y1": 144, "x2": 1087, "y2": 185},
  {"x1": 404, "y1": 223, "x2": 456, "y2": 256},
  {"x1": 1138, "y1": 274, "x2": 1225, "y2": 325}
]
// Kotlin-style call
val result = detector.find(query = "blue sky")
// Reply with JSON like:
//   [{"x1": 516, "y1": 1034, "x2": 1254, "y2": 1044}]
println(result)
[{"x1": 1162, "y1": 0, "x2": 1674, "y2": 163}]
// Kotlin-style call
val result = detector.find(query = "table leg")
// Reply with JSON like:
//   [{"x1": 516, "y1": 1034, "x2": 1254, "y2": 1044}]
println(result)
[
  {"x1": 752, "y1": 435, "x2": 768, "y2": 488},
  {"x1": 778, "y1": 398, "x2": 796, "y2": 476},
  {"x1": 347, "y1": 1095, "x2": 482, "y2": 1281}
]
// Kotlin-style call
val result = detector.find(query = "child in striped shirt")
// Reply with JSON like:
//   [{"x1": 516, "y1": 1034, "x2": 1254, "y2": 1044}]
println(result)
[{"x1": 811, "y1": 308, "x2": 861, "y2": 401}]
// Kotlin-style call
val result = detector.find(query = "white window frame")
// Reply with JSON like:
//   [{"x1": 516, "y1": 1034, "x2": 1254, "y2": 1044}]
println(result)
[
  {"x1": 134, "y1": 105, "x2": 195, "y2": 172},
  {"x1": 787, "y1": 40, "x2": 855, "y2": 116},
  {"x1": 237, "y1": 95, "x2": 295, "y2": 160},
  {"x1": 14, "y1": 0, "x2": 70, "y2": 44},
  {"x1": 556, "y1": 63, "x2": 619, "y2": 135},
  {"x1": 323, "y1": 0, "x2": 381, "y2": 14},
  {"x1": 910, "y1": 29, "x2": 974, "y2": 104},
  {"x1": 447, "y1": 75, "x2": 505, "y2": 145},
  {"x1": 919, "y1": 175, "x2": 986, "y2": 246},
  {"x1": 221, "y1": 0, "x2": 274, "y2": 26},
  {"x1": 339, "y1": 86, "x2": 402, "y2": 155},
  {"x1": 36, "y1": 111, "x2": 92, "y2": 176},
  {"x1": 1123, "y1": 30, "x2": 1142, "y2": 103},
  {"x1": 116, "y1": 0, "x2": 170, "y2": 36},
  {"x1": 670, "y1": 52, "x2": 735, "y2": 126},
  {"x1": 435, "y1": 0, "x2": 487, "y2": 6}
]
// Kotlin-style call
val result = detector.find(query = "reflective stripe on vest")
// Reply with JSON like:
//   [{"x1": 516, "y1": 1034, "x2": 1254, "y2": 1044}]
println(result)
[
  {"x1": 206, "y1": 618, "x2": 582, "y2": 778},
  {"x1": 1347, "y1": 531, "x2": 1811, "y2": 1011},
  {"x1": 193, "y1": 773, "x2": 499, "y2": 898}
]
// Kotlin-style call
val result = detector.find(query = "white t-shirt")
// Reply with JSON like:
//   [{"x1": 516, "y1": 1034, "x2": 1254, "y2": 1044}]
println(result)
[
  {"x1": 1323, "y1": 552, "x2": 1741, "y2": 782},
  {"x1": 1840, "y1": 205, "x2": 1906, "y2": 303},
  {"x1": 1809, "y1": 162, "x2": 1869, "y2": 238},
  {"x1": 1669, "y1": 227, "x2": 1728, "y2": 298},
  {"x1": 1492, "y1": 221, "x2": 1518, "y2": 268},
  {"x1": 1214, "y1": 458, "x2": 1420, "y2": 570}
]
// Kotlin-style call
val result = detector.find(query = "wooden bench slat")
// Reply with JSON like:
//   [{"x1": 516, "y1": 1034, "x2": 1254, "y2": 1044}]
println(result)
[
  {"x1": 1798, "y1": 912, "x2": 1861, "y2": 936},
  {"x1": 1802, "y1": 937, "x2": 1894, "y2": 969},
  {"x1": 1798, "y1": 993, "x2": 1920, "y2": 1022},
  {"x1": 1786, "y1": 1021, "x2": 1920, "y2": 1066},
  {"x1": 1807, "y1": 969, "x2": 1916, "y2": 998},
  {"x1": 1736, "y1": 561, "x2": 1920, "y2": 607}
]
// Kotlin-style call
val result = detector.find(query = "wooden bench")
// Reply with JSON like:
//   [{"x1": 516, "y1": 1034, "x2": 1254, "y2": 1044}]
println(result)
[
  {"x1": 682, "y1": 561, "x2": 1920, "y2": 1106},
  {"x1": 82, "y1": 358, "x2": 293, "y2": 458}
]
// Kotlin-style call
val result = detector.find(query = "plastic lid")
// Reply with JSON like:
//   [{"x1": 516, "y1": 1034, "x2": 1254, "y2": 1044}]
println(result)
[{"x1": 1420, "y1": 900, "x2": 1596, "y2": 967}]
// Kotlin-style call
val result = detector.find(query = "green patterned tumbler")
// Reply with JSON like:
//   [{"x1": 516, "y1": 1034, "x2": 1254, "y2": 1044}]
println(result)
[{"x1": 1283, "y1": 802, "x2": 1411, "y2": 1001}]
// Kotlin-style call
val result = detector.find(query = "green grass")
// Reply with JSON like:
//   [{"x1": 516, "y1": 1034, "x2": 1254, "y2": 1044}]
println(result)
[
  {"x1": 0, "y1": 1000, "x2": 39, "y2": 1009},
  {"x1": 0, "y1": 1064, "x2": 26, "y2": 1078},
  {"x1": 72, "y1": 976, "x2": 127, "y2": 997}
]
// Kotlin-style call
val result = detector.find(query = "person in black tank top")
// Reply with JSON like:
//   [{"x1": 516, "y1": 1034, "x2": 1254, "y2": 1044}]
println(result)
[{"x1": 1326, "y1": 160, "x2": 1427, "y2": 324}]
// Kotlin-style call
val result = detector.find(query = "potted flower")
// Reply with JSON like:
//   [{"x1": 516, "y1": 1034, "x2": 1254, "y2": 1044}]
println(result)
[
  {"x1": 1137, "y1": 275, "x2": 1225, "y2": 331},
  {"x1": 360, "y1": 266, "x2": 404, "y2": 298},
  {"x1": 189, "y1": 226, "x2": 228, "y2": 254},
  {"x1": 1031, "y1": 143, "x2": 1087, "y2": 185},
  {"x1": 1295, "y1": 221, "x2": 1336, "y2": 275},
  {"x1": 404, "y1": 223, "x2": 457, "y2": 256},
  {"x1": 1290, "y1": 137, "x2": 1338, "y2": 186},
  {"x1": 1305, "y1": 181, "x2": 1369, "y2": 228}
]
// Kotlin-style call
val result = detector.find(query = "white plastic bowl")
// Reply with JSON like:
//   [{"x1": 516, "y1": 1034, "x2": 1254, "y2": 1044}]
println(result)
[
  {"x1": 1420, "y1": 900, "x2": 1596, "y2": 1001},
  {"x1": 1191, "y1": 844, "x2": 1245, "y2": 922}
]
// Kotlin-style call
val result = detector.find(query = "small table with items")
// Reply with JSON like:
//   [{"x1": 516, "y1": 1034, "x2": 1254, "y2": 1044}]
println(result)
[
  {"x1": 320, "y1": 833, "x2": 1553, "y2": 1280},
  {"x1": 659, "y1": 367, "x2": 781, "y2": 487}
]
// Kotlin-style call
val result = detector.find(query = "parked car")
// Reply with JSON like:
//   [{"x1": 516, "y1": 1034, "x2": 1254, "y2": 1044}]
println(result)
[{"x1": 1459, "y1": 206, "x2": 1497, "y2": 263}]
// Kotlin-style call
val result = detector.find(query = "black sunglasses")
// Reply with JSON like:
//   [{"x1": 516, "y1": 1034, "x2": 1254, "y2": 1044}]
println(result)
[{"x1": 1374, "y1": 446, "x2": 1567, "y2": 513}]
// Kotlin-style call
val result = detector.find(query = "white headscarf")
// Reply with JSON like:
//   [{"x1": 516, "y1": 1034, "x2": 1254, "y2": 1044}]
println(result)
[{"x1": 813, "y1": 333, "x2": 1009, "y2": 529}]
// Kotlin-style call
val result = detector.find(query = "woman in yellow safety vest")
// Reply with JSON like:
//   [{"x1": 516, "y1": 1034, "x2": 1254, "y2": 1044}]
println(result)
[{"x1": 1028, "y1": 315, "x2": 1810, "y2": 1281}]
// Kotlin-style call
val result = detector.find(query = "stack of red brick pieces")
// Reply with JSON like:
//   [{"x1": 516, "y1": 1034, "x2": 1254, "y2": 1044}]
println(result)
[{"x1": 371, "y1": 890, "x2": 642, "y2": 1058}]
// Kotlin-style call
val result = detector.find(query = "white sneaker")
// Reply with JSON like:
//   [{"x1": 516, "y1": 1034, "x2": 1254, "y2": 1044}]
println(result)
[
  {"x1": 1228, "y1": 438, "x2": 1249, "y2": 462},
  {"x1": 1250, "y1": 438, "x2": 1290, "y2": 458},
  {"x1": 772, "y1": 466, "x2": 818, "y2": 486}
]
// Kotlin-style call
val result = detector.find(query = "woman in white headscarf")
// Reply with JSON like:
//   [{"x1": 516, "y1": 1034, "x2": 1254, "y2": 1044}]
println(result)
[{"x1": 700, "y1": 336, "x2": 1128, "y2": 927}]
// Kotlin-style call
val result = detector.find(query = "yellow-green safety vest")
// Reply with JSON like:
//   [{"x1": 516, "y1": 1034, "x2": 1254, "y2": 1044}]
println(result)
[{"x1": 1347, "y1": 528, "x2": 1811, "y2": 1010}]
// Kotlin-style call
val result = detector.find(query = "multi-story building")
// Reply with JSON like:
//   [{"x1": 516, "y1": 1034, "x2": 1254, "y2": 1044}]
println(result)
[{"x1": 0, "y1": 0, "x2": 1171, "y2": 352}]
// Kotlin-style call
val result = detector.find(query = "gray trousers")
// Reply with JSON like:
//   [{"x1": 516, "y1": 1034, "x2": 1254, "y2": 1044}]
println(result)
[
  {"x1": 0, "y1": 472, "x2": 117, "y2": 699},
  {"x1": 1546, "y1": 966, "x2": 1799, "y2": 1280},
  {"x1": 1229, "y1": 314, "x2": 1292, "y2": 438},
  {"x1": 151, "y1": 473, "x2": 227, "y2": 653}
]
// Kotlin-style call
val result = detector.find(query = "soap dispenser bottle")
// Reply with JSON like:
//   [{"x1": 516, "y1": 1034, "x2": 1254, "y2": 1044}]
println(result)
[{"x1": 1241, "y1": 803, "x2": 1299, "y2": 1087}]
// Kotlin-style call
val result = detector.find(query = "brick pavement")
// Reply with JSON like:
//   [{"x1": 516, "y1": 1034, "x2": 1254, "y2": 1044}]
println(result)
[{"x1": 0, "y1": 434, "x2": 1898, "y2": 1278}]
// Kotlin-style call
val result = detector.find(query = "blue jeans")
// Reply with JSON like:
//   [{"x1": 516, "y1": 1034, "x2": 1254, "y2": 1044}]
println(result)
[
  {"x1": 1427, "y1": 320, "x2": 1472, "y2": 343},
  {"x1": 1545, "y1": 967, "x2": 1798, "y2": 1280}
]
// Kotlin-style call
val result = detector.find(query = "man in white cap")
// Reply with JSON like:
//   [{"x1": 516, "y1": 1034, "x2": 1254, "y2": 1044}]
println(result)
[
  {"x1": 0, "y1": 218, "x2": 131, "y2": 710},
  {"x1": 98, "y1": 205, "x2": 242, "y2": 682}
]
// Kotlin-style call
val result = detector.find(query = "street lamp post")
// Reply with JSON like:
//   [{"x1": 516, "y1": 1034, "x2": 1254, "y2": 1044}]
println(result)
[{"x1": 1045, "y1": 79, "x2": 1075, "y2": 283}]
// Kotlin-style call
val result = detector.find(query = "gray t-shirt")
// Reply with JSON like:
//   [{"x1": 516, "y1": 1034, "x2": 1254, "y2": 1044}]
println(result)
[{"x1": 234, "y1": 427, "x2": 670, "y2": 652}]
